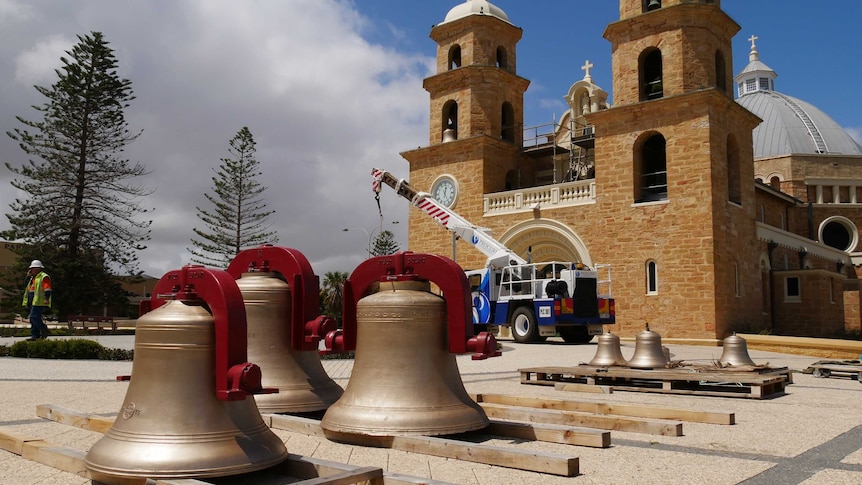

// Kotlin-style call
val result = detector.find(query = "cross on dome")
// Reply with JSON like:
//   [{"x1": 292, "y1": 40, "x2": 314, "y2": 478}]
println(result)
[
  {"x1": 581, "y1": 60, "x2": 594, "y2": 81},
  {"x1": 747, "y1": 34, "x2": 760, "y2": 62}
]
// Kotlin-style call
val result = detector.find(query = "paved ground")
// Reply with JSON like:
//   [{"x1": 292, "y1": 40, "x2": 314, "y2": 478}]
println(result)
[{"x1": 2, "y1": 334, "x2": 862, "y2": 484}]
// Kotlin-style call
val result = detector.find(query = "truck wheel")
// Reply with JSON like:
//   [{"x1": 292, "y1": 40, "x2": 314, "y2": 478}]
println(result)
[
  {"x1": 559, "y1": 326, "x2": 593, "y2": 344},
  {"x1": 511, "y1": 307, "x2": 539, "y2": 343}
]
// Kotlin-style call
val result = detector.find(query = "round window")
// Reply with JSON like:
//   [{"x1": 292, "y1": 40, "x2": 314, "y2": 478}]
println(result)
[{"x1": 819, "y1": 217, "x2": 858, "y2": 252}]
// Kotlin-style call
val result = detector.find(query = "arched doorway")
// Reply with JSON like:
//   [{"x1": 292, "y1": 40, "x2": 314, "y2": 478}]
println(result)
[{"x1": 498, "y1": 219, "x2": 594, "y2": 267}]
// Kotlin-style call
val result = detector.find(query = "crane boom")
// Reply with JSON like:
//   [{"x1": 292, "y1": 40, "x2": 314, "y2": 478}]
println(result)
[{"x1": 372, "y1": 168, "x2": 526, "y2": 269}]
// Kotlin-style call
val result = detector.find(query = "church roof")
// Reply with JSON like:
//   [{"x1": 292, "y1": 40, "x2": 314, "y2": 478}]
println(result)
[
  {"x1": 441, "y1": 0, "x2": 511, "y2": 25},
  {"x1": 735, "y1": 36, "x2": 862, "y2": 158}
]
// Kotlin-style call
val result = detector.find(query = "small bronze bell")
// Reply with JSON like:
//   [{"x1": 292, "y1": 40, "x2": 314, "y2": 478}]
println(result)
[
  {"x1": 627, "y1": 323, "x2": 668, "y2": 369},
  {"x1": 589, "y1": 331, "x2": 627, "y2": 366},
  {"x1": 718, "y1": 333, "x2": 756, "y2": 366}
]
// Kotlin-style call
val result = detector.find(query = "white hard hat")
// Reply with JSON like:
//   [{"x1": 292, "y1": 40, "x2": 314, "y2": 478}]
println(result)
[{"x1": 29, "y1": 260, "x2": 43, "y2": 269}]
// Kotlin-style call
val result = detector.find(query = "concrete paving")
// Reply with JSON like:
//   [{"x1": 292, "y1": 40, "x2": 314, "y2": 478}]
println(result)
[{"x1": 2, "y1": 334, "x2": 862, "y2": 484}]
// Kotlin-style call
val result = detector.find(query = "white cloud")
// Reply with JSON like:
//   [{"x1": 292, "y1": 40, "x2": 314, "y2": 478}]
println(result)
[
  {"x1": 0, "y1": 0, "x2": 34, "y2": 22},
  {"x1": 13, "y1": 34, "x2": 74, "y2": 85},
  {"x1": 847, "y1": 126, "x2": 862, "y2": 146},
  {"x1": 0, "y1": 0, "x2": 430, "y2": 278}
]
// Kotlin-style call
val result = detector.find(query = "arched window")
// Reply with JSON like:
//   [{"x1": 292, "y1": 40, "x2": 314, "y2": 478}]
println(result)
[
  {"x1": 646, "y1": 260, "x2": 658, "y2": 295},
  {"x1": 442, "y1": 100, "x2": 458, "y2": 141},
  {"x1": 727, "y1": 134, "x2": 741, "y2": 204},
  {"x1": 501, "y1": 102, "x2": 515, "y2": 143},
  {"x1": 715, "y1": 50, "x2": 727, "y2": 94},
  {"x1": 769, "y1": 176, "x2": 781, "y2": 190},
  {"x1": 496, "y1": 46, "x2": 507, "y2": 70},
  {"x1": 448, "y1": 45, "x2": 461, "y2": 71},
  {"x1": 640, "y1": 48, "x2": 663, "y2": 101},
  {"x1": 643, "y1": 0, "x2": 661, "y2": 12},
  {"x1": 636, "y1": 134, "x2": 668, "y2": 202}
]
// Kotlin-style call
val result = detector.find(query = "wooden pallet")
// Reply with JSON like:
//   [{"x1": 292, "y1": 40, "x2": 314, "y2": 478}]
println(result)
[
  {"x1": 805, "y1": 360, "x2": 862, "y2": 382},
  {"x1": 520, "y1": 365, "x2": 792, "y2": 399}
]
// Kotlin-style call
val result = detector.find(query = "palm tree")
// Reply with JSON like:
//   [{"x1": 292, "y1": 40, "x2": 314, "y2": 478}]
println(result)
[{"x1": 320, "y1": 271, "x2": 349, "y2": 326}]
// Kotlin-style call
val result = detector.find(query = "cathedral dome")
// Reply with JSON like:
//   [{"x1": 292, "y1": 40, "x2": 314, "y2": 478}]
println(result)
[
  {"x1": 441, "y1": 0, "x2": 511, "y2": 25},
  {"x1": 734, "y1": 36, "x2": 862, "y2": 158}
]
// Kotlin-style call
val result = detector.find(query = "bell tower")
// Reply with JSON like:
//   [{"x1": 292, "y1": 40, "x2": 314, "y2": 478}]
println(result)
[
  {"x1": 400, "y1": 0, "x2": 530, "y2": 268},
  {"x1": 586, "y1": 0, "x2": 764, "y2": 338}
]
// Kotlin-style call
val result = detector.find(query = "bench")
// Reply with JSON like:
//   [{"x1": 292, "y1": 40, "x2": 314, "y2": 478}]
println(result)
[{"x1": 67, "y1": 315, "x2": 116, "y2": 332}]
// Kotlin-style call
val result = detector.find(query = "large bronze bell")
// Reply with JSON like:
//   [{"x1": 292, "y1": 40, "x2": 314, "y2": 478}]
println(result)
[
  {"x1": 85, "y1": 266, "x2": 287, "y2": 483},
  {"x1": 228, "y1": 246, "x2": 343, "y2": 413},
  {"x1": 321, "y1": 252, "x2": 499, "y2": 440},
  {"x1": 589, "y1": 330, "x2": 627, "y2": 366},
  {"x1": 627, "y1": 323, "x2": 669, "y2": 369},
  {"x1": 718, "y1": 333, "x2": 756, "y2": 366}
]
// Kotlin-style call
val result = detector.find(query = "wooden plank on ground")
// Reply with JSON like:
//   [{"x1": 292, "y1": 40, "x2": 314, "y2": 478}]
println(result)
[
  {"x1": 291, "y1": 466, "x2": 383, "y2": 485},
  {"x1": 276, "y1": 454, "x2": 455, "y2": 485},
  {"x1": 269, "y1": 414, "x2": 578, "y2": 477},
  {"x1": 554, "y1": 382, "x2": 613, "y2": 394},
  {"x1": 479, "y1": 403, "x2": 683, "y2": 436},
  {"x1": 485, "y1": 420, "x2": 610, "y2": 448},
  {"x1": 0, "y1": 429, "x2": 90, "y2": 477},
  {"x1": 475, "y1": 393, "x2": 734, "y2": 425},
  {"x1": 35, "y1": 404, "x2": 114, "y2": 433}
]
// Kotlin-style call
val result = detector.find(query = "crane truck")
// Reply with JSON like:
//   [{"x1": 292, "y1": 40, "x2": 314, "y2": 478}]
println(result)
[{"x1": 372, "y1": 168, "x2": 615, "y2": 343}]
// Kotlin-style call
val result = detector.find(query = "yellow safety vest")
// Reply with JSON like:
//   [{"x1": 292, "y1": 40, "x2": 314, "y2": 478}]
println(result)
[{"x1": 22, "y1": 272, "x2": 52, "y2": 308}]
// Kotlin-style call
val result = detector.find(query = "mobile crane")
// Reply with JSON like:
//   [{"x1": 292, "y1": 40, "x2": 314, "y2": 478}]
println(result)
[{"x1": 372, "y1": 168, "x2": 614, "y2": 343}]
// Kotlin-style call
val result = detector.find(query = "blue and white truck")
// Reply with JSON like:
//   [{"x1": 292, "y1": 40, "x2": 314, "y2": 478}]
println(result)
[{"x1": 373, "y1": 168, "x2": 615, "y2": 343}]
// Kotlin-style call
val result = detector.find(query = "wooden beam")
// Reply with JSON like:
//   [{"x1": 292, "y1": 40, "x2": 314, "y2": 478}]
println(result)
[
  {"x1": 479, "y1": 403, "x2": 683, "y2": 436},
  {"x1": 475, "y1": 393, "x2": 734, "y2": 425},
  {"x1": 35, "y1": 404, "x2": 115, "y2": 432},
  {"x1": 554, "y1": 383, "x2": 613, "y2": 394},
  {"x1": 0, "y1": 429, "x2": 90, "y2": 478},
  {"x1": 485, "y1": 420, "x2": 610, "y2": 448},
  {"x1": 269, "y1": 414, "x2": 578, "y2": 477},
  {"x1": 289, "y1": 466, "x2": 383, "y2": 485}
]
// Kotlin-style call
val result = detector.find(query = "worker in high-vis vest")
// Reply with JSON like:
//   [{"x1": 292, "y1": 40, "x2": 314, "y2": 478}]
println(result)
[{"x1": 22, "y1": 260, "x2": 52, "y2": 340}]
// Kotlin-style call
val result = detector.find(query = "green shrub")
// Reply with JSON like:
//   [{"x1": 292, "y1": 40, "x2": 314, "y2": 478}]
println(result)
[
  {"x1": 10, "y1": 338, "x2": 104, "y2": 359},
  {"x1": 98, "y1": 346, "x2": 134, "y2": 361}
]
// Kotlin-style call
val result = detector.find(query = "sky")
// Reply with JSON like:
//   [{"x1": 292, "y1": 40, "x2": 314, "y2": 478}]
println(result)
[{"x1": 1, "y1": 0, "x2": 860, "y2": 279}]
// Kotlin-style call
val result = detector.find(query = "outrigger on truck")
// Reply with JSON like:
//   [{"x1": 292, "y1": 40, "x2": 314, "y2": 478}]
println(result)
[{"x1": 372, "y1": 168, "x2": 615, "y2": 343}]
